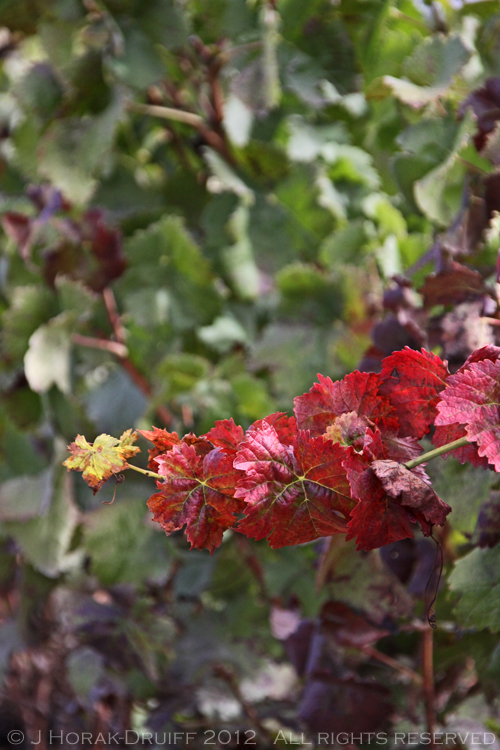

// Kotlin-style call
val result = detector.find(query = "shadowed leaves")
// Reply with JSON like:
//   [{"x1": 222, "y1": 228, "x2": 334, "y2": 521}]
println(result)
[
  {"x1": 372, "y1": 460, "x2": 451, "y2": 527},
  {"x1": 419, "y1": 262, "x2": 490, "y2": 308}
]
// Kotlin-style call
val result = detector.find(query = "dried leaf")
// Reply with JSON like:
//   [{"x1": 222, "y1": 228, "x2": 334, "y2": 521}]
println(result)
[
  {"x1": 371, "y1": 460, "x2": 451, "y2": 526},
  {"x1": 419, "y1": 261, "x2": 489, "y2": 308}
]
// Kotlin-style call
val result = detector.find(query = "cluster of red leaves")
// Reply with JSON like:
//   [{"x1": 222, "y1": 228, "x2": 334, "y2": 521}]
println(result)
[{"x1": 66, "y1": 345, "x2": 500, "y2": 553}]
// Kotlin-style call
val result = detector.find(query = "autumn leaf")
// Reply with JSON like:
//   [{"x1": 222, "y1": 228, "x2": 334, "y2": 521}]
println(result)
[
  {"x1": 137, "y1": 427, "x2": 182, "y2": 470},
  {"x1": 248, "y1": 411, "x2": 298, "y2": 446},
  {"x1": 435, "y1": 358, "x2": 500, "y2": 471},
  {"x1": 139, "y1": 418, "x2": 244, "y2": 471},
  {"x1": 418, "y1": 261, "x2": 489, "y2": 308},
  {"x1": 294, "y1": 371, "x2": 396, "y2": 437},
  {"x1": 325, "y1": 411, "x2": 373, "y2": 451},
  {"x1": 371, "y1": 460, "x2": 451, "y2": 526},
  {"x1": 320, "y1": 601, "x2": 390, "y2": 649},
  {"x1": 343, "y1": 430, "x2": 416, "y2": 551},
  {"x1": 292, "y1": 371, "x2": 422, "y2": 467},
  {"x1": 147, "y1": 420, "x2": 245, "y2": 553},
  {"x1": 234, "y1": 420, "x2": 354, "y2": 548},
  {"x1": 433, "y1": 345, "x2": 500, "y2": 467},
  {"x1": 342, "y1": 429, "x2": 449, "y2": 551},
  {"x1": 344, "y1": 451, "x2": 416, "y2": 552},
  {"x1": 203, "y1": 418, "x2": 245, "y2": 453},
  {"x1": 432, "y1": 422, "x2": 490, "y2": 469},
  {"x1": 453, "y1": 344, "x2": 500, "y2": 371},
  {"x1": 64, "y1": 430, "x2": 140, "y2": 493},
  {"x1": 380, "y1": 347, "x2": 450, "y2": 438}
]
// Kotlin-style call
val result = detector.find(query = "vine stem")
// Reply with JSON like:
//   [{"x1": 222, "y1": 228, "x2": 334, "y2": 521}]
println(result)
[
  {"x1": 422, "y1": 628, "x2": 437, "y2": 747},
  {"x1": 71, "y1": 333, "x2": 128, "y2": 358},
  {"x1": 126, "y1": 464, "x2": 163, "y2": 481},
  {"x1": 101, "y1": 286, "x2": 174, "y2": 427},
  {"x1": 127, "y1": 101, "x2": 204, "y2": 127},
  {"x1": 404, "y1": 436, "x2": 469, "y2": 470}
]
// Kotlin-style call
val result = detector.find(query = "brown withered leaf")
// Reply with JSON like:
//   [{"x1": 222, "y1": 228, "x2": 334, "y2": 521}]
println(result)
[
  {"x1": 371, "y1": 460, "x2": 451, "y2": 527},
  {"x1": 418, "y1": 261, "x2": 489, "y2": 308}
]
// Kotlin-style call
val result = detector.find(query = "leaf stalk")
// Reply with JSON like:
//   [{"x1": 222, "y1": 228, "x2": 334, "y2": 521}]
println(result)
[
  {"x1": 404, "y1": 436, "x2": 469, "y2": 470},
  {"x1": 126, "y1": 463, "x2": 164, "y2": 481}
]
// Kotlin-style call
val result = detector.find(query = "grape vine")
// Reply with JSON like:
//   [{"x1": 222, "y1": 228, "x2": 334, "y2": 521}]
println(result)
[{"x1": 64, "y1": 345, "x2": 500, "y2": 554}]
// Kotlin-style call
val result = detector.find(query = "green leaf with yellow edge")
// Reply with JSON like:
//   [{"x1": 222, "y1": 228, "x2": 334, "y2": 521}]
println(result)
[{"x1": 63, "y1": 429, "x2": 140, "y2": 494}]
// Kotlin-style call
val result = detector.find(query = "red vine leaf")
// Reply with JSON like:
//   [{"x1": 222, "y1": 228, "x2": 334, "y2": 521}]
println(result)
[
  {"x1": 343, "y1": 451, "x2": 416, "y2": 552},
  {"x1": 139, "y1": 423, "x2": 228, "y2": 470},
  {"x1": 294, "y1": 371, "x2": 397, "y2": 437},
  {"x1": 432, "y1": 344, "x2": 500, "y2": 467},
  {"x1": 435, "y1": 358, "x2": 500, "y2": 471},
  {"x1": 379, "y1": 433, "x2": 423, "y2": 463},
  {"x1": 342, "y1": 429, "x2": 449, "y2": 551},
  {"x1": 63, "y1": 429, "x2": 140, "y2": 494},
  {"x1": 249, "y1": 412, "x2": 298, "y2": 446},
  {"x1": 147, "y1": 442, "x2": 244, "y2": 553},
  {"x1": 235, "y1": 421, "x2": 354, "y2": 548},
  {"x1": 138, "y1": 427, "x2": 182, "y2": 470},
  {"x1": 380, "y1": 348, "x2": 450, "y2": 438},
  {"x1": 320, "y1": 601, "x2": 390, "y2": 649},
  {"x1": 460, "y1": 344, "x2": 500, "y2": 369},
  {"x1": 203, "y1": 418, "x2": 245, "y2": 453},
  {"x1": 325, "y1": 411, "x2": 373, "y2": 451}
]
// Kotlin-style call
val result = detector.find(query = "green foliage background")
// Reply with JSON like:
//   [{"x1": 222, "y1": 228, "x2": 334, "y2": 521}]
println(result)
[{"x1": 2, "y1": 0, "x2": 500, "y2": 745}]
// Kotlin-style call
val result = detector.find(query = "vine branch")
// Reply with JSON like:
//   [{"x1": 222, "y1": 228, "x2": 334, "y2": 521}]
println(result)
[
  {"x1": 422, "y1": 627, "x2": 437, "y2": 746},
  {"x1": 404, "y1": 437, "x2": 469, "y2": 469},
  {"x1": 127, "y1": 101, "x2": 204, "y2": 127},
  {"x1": 126, "y1": 464, "x2": 163, "y2": 481},
  {"x1": 72, "y1": 287, "x2": 174, "y2": 427}
]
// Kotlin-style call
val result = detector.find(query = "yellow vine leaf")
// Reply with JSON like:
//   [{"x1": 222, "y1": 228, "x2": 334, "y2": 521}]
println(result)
[{"x1": 63, "y1": 429, "x2": 140, "y2": 494}]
